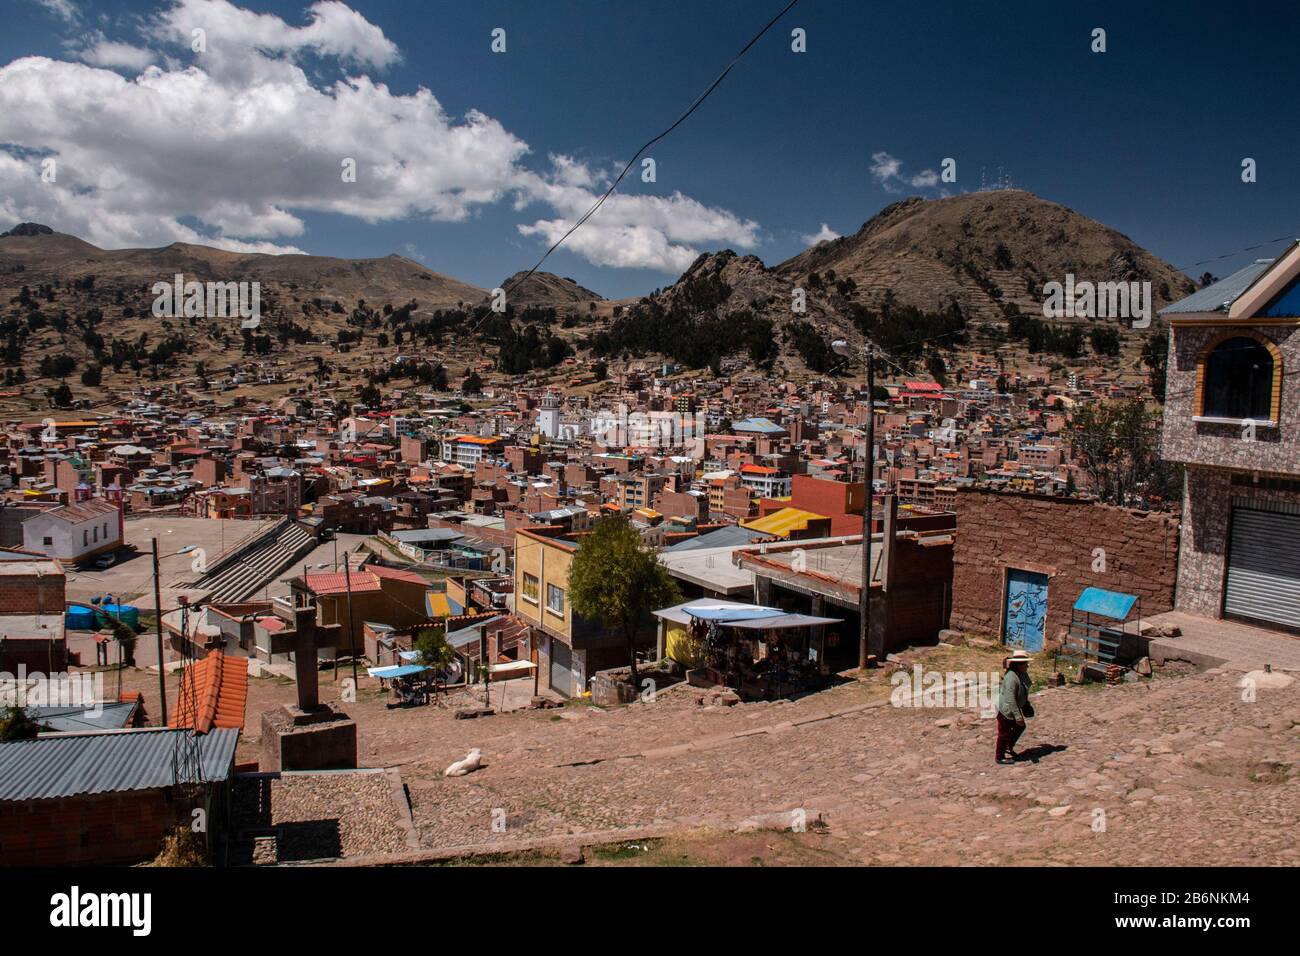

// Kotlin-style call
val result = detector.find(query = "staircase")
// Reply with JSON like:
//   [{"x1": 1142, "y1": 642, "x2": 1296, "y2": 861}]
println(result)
[{"x1": 196, "y1": 521, "x2": 316, "y2": 603}]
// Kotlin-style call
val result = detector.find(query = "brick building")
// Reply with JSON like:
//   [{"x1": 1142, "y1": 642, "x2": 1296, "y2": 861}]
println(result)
[
  {"x1": 946, "y1": 488, "x2": 1179, "y2": 648},
  {"x1": 1160, "y1": 245, "x2": 1300, "y2": 632},
  {"x1": 0, "y1": 728, "x2": 238, "y2": 866}
]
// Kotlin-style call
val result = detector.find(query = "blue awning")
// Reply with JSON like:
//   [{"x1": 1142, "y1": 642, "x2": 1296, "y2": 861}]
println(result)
[
  {"x1": 367, "y1": 664, "x2": 429, "y2": 679},
  {"x1": 1073, "y1": 587, "x2": 1137, "y2": 621},
  {"x1": 684, "y1": 604, "x2": 785, "y2": 622}
]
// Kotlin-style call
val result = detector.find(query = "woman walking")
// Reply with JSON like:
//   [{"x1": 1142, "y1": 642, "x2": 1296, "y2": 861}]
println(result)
[{"x1": 996, "y1": 650, "x2": 1033, "y2": 764}]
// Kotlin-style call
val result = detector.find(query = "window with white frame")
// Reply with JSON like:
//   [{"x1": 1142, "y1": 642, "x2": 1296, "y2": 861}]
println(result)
[
  {"x1": 546, "y1": 583, "x2": 565, "y2": 615},
  {"x1": 521, "y1": 572, "x2": 539, "y2": 604}
]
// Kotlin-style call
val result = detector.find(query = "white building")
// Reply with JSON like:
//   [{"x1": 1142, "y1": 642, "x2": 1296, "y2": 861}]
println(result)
[
  {"x1": 21, "y1": 498, "x2": 122, "y2": 563},
  {"x1": 536, "y1": 393, "x2": 564, "y2": 439}
]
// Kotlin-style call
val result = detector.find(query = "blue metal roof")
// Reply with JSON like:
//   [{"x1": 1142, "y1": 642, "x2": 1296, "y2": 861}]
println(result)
[
  {"x1": 667, "y1": 525, "x2": 769, "y2": 552},
  {"x1": 1160, "y1": 259, "x2": 1276, "y2": 315},
  {"x1": 0, "y1": 728, "x2": 239, "y2": 802},
  {"x1": 25, "y1": 701, "x2": 139, "y2": 733},
  {"x1": 731, "y1": 417, "x2": 787, "y2": 434},
  {"x1": 1073, "y1": 587, "x2": 1138, "y2": 621}
]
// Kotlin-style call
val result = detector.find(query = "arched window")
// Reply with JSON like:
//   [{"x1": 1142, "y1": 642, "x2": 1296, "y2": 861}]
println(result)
[{"x1": 1199, "y1": 334, "x2": 1278, "y2": 421}]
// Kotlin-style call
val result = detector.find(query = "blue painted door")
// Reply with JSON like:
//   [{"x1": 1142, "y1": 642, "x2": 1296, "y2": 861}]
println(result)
[{"x1": 1004, "y1": 569, "x2": 1048, "y2": 652}]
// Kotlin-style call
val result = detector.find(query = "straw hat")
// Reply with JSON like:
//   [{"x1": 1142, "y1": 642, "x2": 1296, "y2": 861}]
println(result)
[{"x1": 1003, "y1": 650, "x2": 1032, "y2": 664}]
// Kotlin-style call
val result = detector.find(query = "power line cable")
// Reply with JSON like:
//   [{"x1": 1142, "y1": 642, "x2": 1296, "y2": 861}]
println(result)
[{"x1": 496, "y1": 0, "x2": 802, "y2": 306}]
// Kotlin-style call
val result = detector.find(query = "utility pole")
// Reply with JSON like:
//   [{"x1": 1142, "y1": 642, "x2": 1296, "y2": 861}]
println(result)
[
  {"x1": 859, "y1": 346, "x2": 875, "y2": 671},
  {"x1": 151, "y1": 538, "x2": 168, "y2": 725},
  {"x1": 342, "y1": 552, "x2": 358, "y2": 687}
]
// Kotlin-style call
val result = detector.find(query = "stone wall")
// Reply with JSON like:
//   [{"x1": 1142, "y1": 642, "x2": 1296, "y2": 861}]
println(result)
[
  {"x1": 1176, "y1": 465, "x2": 1300, "y2": 617},
  {"x1": 948, "y1": 489, "x2": 1179, "y2": 640},
  {"x1": 1161, "y1": 323, "x2": 1299, "y2": 472}
]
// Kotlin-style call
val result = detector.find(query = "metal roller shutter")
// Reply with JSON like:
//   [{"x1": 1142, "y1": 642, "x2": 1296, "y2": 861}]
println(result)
[
  {"x1": 1224, "y1": 506, "x2": 1300, "y2": 629},
  {"x1": 549, "y1": 638, "x2": 573, "y2": 697}
]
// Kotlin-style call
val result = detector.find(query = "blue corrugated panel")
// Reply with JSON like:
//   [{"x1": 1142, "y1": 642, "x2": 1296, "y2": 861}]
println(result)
[
  {"x1": 1160, "y1": 258, "x2": 1277, "y2": 315},
  {"x1": 1073, "y1": 587, "x2": 1138, "y2": 621},
  {"x1": 0, "y1": 728, "x2": 238, "y2": 801}
]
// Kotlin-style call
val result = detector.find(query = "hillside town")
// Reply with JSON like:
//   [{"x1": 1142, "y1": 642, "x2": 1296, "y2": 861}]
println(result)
[
  {"x1": 0, "y1": 3, "x2": 1295, "y2": 917},
  {"x1": 1, "y1": 244, "x2": 1297, "y2": 870}
]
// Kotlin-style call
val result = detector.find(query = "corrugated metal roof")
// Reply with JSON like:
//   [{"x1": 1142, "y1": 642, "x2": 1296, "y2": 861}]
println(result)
[
  {"x1": 667, "y1": 525, "x2": 769, "y2": 552},
  {"x1": 0, "y1": 728, "x2": 238, "y2": 801},
  {"x1": 1160, "y1": 259, "x2": 1275, "y2": 314},
  {"x1": 26, "y1": 701, "x2": 139, "y2": 733},
  {"x1": 742, "y1": 507, "x2": 828, "y2": 537}
]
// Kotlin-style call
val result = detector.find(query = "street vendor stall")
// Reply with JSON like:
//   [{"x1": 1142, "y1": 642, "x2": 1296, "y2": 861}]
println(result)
[
  {"x1": 367, "y1": 662, "x2": 431, "y2": 705},
  {"x1": 1057, "y1": 586, "x2": 1143, "y2": 680},
  {"x1": 654, "y1": 599, "x2": 844, "y2": 700}
]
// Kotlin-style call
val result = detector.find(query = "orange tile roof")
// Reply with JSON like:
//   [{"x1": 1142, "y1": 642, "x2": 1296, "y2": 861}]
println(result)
[
  {"x1": 368, "y1": 564, "x2": 428, "y2": 585},
  {"x1": 304, "y1": 570, "x2": 383, "y2": 595},
  {"x1": 170, "y1": 651, "x2": 248, "y2": 734},
  {"x1": 454, "y1": 435, "x2": 502, "y2": 445}
]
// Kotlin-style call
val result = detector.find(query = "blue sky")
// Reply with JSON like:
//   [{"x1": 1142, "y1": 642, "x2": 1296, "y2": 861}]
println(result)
[{"x1": 2, "y1": 0, "x2": 1298, "y2": 298}]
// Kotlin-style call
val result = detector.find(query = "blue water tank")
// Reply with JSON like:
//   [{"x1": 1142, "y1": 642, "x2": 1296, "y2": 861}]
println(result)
[
  {"x1": 99, "y1": 604, "x2": 140, "y2": 630},
  {"x1": 65, "y1": 606, "x2": 96, "y2": 630}
]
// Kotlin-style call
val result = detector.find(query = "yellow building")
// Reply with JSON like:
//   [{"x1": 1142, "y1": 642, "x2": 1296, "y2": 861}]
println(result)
[{"x1": 513, "y1": 528, "x2": 655, "y2": 698}]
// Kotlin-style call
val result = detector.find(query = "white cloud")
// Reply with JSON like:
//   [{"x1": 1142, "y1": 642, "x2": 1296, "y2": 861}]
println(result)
[
  {"x1": 77, "y1": 37, "x2": 158, "y2": 71},
  {"x1": 515, "y1": 157, "x2": 761, "y2": 272},
  {"x1": 30, "y1": 0, "x2": 79, "y2": 23},
  {"x1": 153, "y1": 0, "x2": 400, "y2": 70},
  {"x1": 870, "y1": 150, "x2": 941, "y2": 194},
  {"x1": 801, "y1": 223, "x2": 839, "y2": 245},
  {"x1": 0, "y1": 0, "x2": 760, "y2": 272}
]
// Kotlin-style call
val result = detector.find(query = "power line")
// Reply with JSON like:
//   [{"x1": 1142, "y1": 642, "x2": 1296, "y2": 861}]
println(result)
[
  {"x1": 1174, "y1": 236, "x2": 1296, "y2": 272},
  {"x1": 500, "y1": 0, "x2": 802, "y2": 302}
]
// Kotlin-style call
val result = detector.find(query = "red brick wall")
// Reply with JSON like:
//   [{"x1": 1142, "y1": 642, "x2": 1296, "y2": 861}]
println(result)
[
  {"x1": 0, "y1": 789, "x2": 193, "y2": 866},
  {"x1": 948, "y1": 488, "x2": 1179, "y2": 640},
  {"x1": 0, "y1": 571, "x2": 66, "y2": 614},
  {"x1": 0, "y1": 636, "x2": 68, "y2": 673}
]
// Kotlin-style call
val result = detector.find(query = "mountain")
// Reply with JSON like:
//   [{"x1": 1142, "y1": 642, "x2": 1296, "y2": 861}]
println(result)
[
  {"x1": 776, "y1": 189, "x2": 1196, "y2": 324},
  {"x1": 496, "y1": 270, "x2": 604, "y2": 310},
  {"x1": 0, "y1": 222, "x2": 54, "y2": 238},
  {"x1": 0, "y1": 228, "x2": 486, "y2": 310}
]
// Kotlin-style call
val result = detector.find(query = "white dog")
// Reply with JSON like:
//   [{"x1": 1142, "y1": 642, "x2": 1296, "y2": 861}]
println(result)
[{"x1": 444, "y1": 748, "x2": 482, "y2": 777}]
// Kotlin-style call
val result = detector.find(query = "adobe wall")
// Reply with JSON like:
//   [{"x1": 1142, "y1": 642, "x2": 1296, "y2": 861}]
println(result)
[{"x1": 947, "y1": 489, "x2": 1179, "y2": 640}]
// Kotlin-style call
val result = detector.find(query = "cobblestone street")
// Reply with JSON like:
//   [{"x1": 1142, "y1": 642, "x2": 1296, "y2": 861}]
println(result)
[
  {"x1": 396, "y1": 663, "x2": 1299, "y2": 865},
  {"x1": 116, "y1": 645, "x2": 1300, "y2": 865}
]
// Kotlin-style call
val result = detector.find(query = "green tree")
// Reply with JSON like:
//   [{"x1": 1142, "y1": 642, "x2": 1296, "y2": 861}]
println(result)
[
  {"x1": 1069, "y1": 400, "x2": 1181, "y2": 508},
  {"x1": 463, "y1": 370, "x2": 483, "y2": 393},
  {"x1": 0, "y1": 704, "x2": 41, "y2": 741},
  {"x1": 926, "y1": 350, "x2": 948, "y2": 387},
  {"x1": 568, "y1": 514, "x2": 679, "y2": 684},
  {"x1": 1141, "y1": 328, "x2": 1168, "y2": 401},
  {"x1": 412, "y1": 625, "x2": 456, "y2": 693}
]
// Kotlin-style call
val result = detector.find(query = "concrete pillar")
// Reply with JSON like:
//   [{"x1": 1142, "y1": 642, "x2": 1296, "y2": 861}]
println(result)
[
  {"x1": 880, "y1": 494, "x2": 898, "y2": 592},
  {"x1": 292, "y1": 602, "x2": 319, "y2": 711}
]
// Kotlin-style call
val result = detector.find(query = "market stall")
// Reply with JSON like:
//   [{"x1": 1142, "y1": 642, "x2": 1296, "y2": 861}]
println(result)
[
  {"x1": 654, "y1": 600, "x2": 844, "y2": 701},
  {"x1": 367, "y1": 662, "x2": 431, "y2": 705}
]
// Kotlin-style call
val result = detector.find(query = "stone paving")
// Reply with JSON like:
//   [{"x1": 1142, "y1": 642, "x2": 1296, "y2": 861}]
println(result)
[
  {"x1": 114, "y1": 642, "x2": 1300, "y2": 866},
  {"x1": 1144, "y1": 610, "x2": 1300, "y2": 672},
  {"x1": 403, "y1": 664, "x2": 1299, "y2": 865}
]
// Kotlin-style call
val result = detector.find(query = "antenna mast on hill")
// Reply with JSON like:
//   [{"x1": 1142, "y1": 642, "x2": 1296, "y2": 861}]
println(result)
[{"x1": 978, "y1": 166, "x2": 1016, "y2": 192}]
